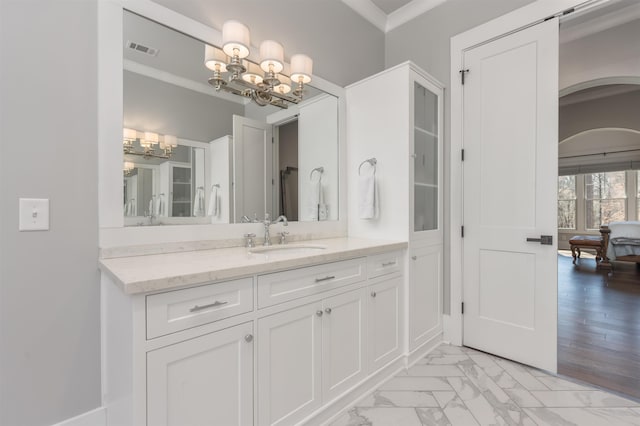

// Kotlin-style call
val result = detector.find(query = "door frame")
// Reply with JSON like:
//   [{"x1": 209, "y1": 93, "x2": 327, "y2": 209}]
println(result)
[{"x1": 446, "y1": 0, "x2": 600, "y2": 346}]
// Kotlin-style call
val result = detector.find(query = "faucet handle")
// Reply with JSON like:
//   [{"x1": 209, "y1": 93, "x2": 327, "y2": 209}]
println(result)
[
  {"x1": 279, "y1": 231, "x2": 290, "y2": 245},
  {"x1": 244, "y1": 233, "x2": 256, "y2": 248}
]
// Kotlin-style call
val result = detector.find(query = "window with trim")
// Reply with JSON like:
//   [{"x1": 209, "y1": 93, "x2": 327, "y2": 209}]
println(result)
[
  {"x1": 585, "y1": 171, "x2": 626, "y2": 230},
  {"x1": 558, "y1": 175, "x2": 576, "y2": 229}
]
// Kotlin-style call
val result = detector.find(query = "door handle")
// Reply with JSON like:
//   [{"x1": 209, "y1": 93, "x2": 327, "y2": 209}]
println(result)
[{"x1": 526, "y1": 235, "x2": 553, "y2": 245}]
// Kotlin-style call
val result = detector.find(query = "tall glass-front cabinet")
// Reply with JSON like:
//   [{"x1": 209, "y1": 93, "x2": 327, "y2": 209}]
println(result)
[{"x1": 347, "y1": 62, "x2": 443, "y2": 356}]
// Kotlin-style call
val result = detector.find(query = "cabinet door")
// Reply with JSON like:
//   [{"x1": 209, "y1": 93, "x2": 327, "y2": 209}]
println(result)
[
  {"x1": 368, "y1": 276, "x2": 402, "y2": 371},
  {"x1": 322, "y1": 288, "x2": 367, "y2": 401},
  {"x1": 409, "y1": 245, "x2": 443, "y2": 351},
  {"x1": 411, "y1": 75, "x2": 443, "y2": 244},
  {"x1": 258, "y1": 302, "x2": 322, "y2": 426},
  {"x1": 147, "y1": 322, "x2": 253, "y2": 426}
]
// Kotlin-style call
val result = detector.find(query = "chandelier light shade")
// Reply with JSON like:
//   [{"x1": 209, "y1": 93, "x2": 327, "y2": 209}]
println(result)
[
  {"x1": 206, "y1": 20, "x2": 313, "y2": 109},
  {"x1": 290, "y1": 54, "x2": 313, "y2": 84},
  {"x1": 222, "y1": 20, "x2": 250, "y2": 59},
  {"x1": 123, "y1": 128, "x2": 137, "y2": 142},
  {"x1": 163, "y1": 134, "x2": 178, "y2": 148},
  {"x1": 204, "y1": 45, "x2": 227, "y2": 72},
  {"x1": 259, "y1": 40, "x2": 284, "y2": 73},
  {"x1": 242, "y1": 61, "x2": 264, "y2": 85}
]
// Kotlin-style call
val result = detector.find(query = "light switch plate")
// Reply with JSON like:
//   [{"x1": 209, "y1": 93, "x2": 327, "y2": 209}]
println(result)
[{"x1": 19, "y1": 198, "x2": 50, "y2": 231}]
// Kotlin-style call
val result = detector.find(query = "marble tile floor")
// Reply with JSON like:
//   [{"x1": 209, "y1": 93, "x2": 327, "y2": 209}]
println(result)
[{"x1": 329, "y1": 344, "x2": 640, "y2": 426}]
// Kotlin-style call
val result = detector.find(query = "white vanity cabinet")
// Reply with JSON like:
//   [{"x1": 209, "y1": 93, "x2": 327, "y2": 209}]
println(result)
[
  {"x1": 367, "y1": 275, "x2": 402, "y2": 371},
  {"x1": 101, "y1": 241, "x2": 407, "y2": 426},
  {"x1": 257, "y1": 280, "x2": 367, "y2": 425},
  {"x1": 147, "y1": 322, "x2": 254, "y2": 426}
]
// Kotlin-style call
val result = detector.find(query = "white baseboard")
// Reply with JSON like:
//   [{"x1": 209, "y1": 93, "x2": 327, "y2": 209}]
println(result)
[
  {"x1": 406, "y1": 332, "x2": 443, "y2": 367},
  {"x1": 51, "y1": 407, "x2": 106, "y2": 426}
]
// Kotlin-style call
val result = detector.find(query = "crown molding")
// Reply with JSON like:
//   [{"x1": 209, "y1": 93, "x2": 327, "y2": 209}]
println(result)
[
  {"x1": 560, "y1": 1, "x2": 640, "y2": 43},
  {"x1": 342, "y1": 0, "x2": 449, "y2": 33},
  {"x1": 386, "y1": 0, "x2": 448, "y2": 32},
  {"x1": 341, "y1": 0, "x2": 387, "y2": 32}
]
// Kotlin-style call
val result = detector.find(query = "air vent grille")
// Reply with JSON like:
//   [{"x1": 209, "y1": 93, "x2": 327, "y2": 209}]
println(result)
[{"x1": 126, "y1": 40, "x2": 158, "y2": 57}]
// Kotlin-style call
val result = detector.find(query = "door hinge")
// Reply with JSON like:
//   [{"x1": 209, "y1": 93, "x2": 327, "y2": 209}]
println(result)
[
  {"x1": 461, "y1": 149, "x2": 465, "y2": 161},
  {"x1": 461, "y1": 302, "x2": 465, "y2": 315},
  {"x1": 459, "y1": 69, "x2": 469, "y2": 85},
  {"x1": 461, "y1": 226, "x2": 464, "y2": 238}
]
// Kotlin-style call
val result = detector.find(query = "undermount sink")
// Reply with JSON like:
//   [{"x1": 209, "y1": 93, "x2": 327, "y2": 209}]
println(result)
[{"x1": 248, "y1": 244, "x2": 327, "y2": 255}]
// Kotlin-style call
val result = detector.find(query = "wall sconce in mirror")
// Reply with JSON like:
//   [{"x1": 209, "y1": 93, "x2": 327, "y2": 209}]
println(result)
[
  {"x1": 204, "y1": 20, "x2": 313, "y2": 109},
  {"x1": 122, "y1": 128, "x2": 178, "y2": 159}
]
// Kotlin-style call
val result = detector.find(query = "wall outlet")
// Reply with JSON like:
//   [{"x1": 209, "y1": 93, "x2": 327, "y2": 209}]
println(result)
[{"x1": 19, "y1": 198, "x2": 49, "y2": 231}]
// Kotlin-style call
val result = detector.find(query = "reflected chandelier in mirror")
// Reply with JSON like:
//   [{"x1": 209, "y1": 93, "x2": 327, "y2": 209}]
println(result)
[{"x1": 122, "y1": 10, "x2": 339, "y2": 227}]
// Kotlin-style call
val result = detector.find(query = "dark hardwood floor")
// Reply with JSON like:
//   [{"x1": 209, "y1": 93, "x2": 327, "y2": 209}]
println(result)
[{"x1": 558, "y1": 251, "x2": 640, "y2": 400}]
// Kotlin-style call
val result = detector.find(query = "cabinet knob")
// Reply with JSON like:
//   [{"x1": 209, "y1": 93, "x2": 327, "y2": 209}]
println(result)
[
  {"x1": 316, "y1": 310, "x2": 323, "y2": 317},
  {"x1": 244, "y1": 334, "x2": 253, "y2": 343},
  {"x1": 324, "y1": 307, "x2": 332, "y2": 314},
  {"x1": 371, "y1": 291, "x2": 377, "y2": 298},
  {"x1": 412, "y1": 256, "x2": 417, "y2": 260}
]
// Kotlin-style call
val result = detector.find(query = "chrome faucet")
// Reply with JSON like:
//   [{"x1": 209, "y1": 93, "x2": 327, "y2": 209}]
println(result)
[{"x1": 262, "y1": 214, "x2": 288, "y2": 246}]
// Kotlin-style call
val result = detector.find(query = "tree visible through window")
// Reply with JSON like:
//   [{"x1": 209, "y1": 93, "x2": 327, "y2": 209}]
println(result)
[
  {"x1": 585, "y1": 171, "x2": 626, "y2": 229},
  {"x1": 558, "y1": 175, "x2": 576, "y2": 229}
]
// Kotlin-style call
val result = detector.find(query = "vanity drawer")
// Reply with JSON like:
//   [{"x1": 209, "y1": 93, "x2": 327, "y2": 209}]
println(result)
[
  {"x1": 146, "y1": 277, "x2": 253, "y2": 339},
  {"x1": 367, "y1": 251, "x2": 402, "y2": 279},
  {"x1": 257, "y1": 258, "x2": 366, "y2": 308}
]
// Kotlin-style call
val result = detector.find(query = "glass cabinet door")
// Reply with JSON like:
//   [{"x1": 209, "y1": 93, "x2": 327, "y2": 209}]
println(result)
[{"x1": 413, "y1": 82, "x2": 439, "y2": 233}]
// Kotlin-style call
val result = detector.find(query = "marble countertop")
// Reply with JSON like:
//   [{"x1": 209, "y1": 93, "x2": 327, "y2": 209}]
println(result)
[{"x1": 99, "y1": 237, "x2": 407, "y2": 295}]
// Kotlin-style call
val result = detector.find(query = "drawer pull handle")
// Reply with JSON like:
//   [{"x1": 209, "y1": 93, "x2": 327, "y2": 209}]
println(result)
[
  {"x1": 382, "y1": 261, "x2": 396, "y2": 267},
  {"x1": 325, "y1": 308, "x2": 332, "y2": 314},
  {"x1": 315, "y1": 275, "x2": 336, "y2": 283},
  {"x1": 412, "y1": 256, "x2": 417, "y2": 260},
  {"x1": 316, "y1": 310, "x2": 323, "y2": 317},
  {"x1": 244, "y1": 334, "x2": 253, "y2": 343},
  {"x1": 190, "y1": 300, "x2": 228, "y2": 312},
  {"x1": 371, "y1": 291, "x2": 377, "y2": 298}
]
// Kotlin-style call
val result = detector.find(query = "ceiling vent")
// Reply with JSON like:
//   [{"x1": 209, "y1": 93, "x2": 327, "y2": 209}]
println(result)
[{"x1": 126, "y1": 40, "x2": 158, "y2": 57}]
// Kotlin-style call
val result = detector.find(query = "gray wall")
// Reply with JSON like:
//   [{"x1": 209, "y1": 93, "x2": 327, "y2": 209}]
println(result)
[
  {"x1": 560, "y1": 89, "x2": 640, "y2": 141},
  {"x1": 385, "y1": 0, "x2": 535, "y2": 314},
  {"x1": 0, "y1": 0, "x2": 101, "y2": 425},
  {"x1": 124, "y1": 71, "x2": 243, "y2": 142}
]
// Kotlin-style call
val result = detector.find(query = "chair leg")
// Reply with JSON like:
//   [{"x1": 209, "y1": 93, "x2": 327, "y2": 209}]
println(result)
[{"x1": 571, "y1": 245, "x2": 578, "y2": 264}]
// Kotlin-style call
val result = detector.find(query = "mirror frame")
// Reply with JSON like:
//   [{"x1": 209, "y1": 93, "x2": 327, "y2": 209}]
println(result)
[{"x1": 98, "y1": 0, "x2": 347, "y2": 249}]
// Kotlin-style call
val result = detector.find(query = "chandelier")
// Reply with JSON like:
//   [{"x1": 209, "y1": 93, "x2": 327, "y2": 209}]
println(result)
[
  {"x1": 123, "y1": 128, "x2": 178, "y2": 159},
  {"x1": 204, "y1": 20, "x2": 313, "y2": 109}
]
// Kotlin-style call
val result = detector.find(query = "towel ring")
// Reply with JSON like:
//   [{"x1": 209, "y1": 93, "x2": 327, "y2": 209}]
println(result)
[
  {"x1": 211, "y1": 184, "x2": 220, "y2": 189},
  {"x1": 310, "y1": 166, "x2": 324, "y2": 180},
  {"x1": 358, "y1": 158, "x2": 377, "y2": 175}
]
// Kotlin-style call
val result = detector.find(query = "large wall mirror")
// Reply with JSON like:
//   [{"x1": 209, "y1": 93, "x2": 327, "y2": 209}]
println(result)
[{"x1": 122, "y1": 10, "x2": 339, "y2": 226}]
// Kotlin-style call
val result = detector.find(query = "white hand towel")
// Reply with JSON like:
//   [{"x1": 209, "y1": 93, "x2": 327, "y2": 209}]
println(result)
[
  {"x1": 358, "y1": 173, "x2": 376, "y2": 219},
  {"x1": 131, "y1": 199, "x2": 137, "y2": 216},
  {"x1": 148, "y1": 197, "x2": 154, "y2": 216},
  {"x1": 193, "y1": 188, "x2": 205, "y2": 217},
  {"x1": 207, "y1": 186, "x2": 219, "y2": 217},
  {"x1": 154, "y1": 194, "x2": 164, "y2": 216}
]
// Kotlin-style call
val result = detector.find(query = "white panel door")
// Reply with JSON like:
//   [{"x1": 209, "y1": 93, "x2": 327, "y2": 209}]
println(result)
[
  {"x1": 462, "y1": 18, "x2": 559, "y2": 372},
  {"x1": 368, "y1": 276, "x2": 401, "y2": 371},
  {"x1": 409, "y1": 245, "x2": 443, "y2": 351},
  {"x1": 322, "y1": 288, "x2": 367, "y2": 401},
  {"x1": 258, "y1": 302, "x2": 322, "y2": 426},
  {"x1": 233, "y1": 115, "x2": 273, "y2": 222},
  {"x1": 146, "y1": 322, "x2": 253, "y2": 426}
]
